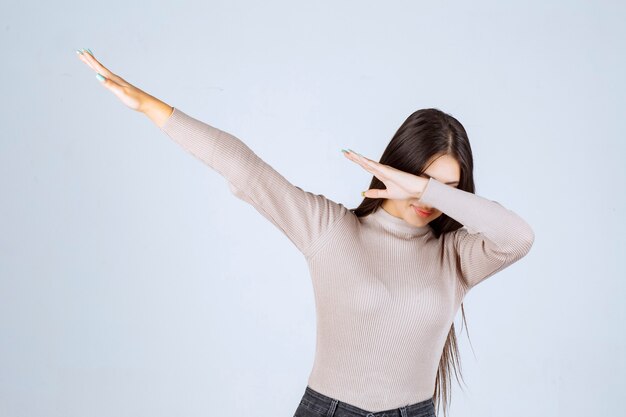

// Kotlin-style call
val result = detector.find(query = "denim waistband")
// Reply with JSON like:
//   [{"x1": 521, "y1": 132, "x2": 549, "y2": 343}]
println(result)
[{"x1": 298, "y1": 385, "x2": 436, "y2": 417}]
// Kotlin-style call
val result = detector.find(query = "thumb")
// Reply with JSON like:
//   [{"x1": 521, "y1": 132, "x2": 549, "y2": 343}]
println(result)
[
  {"x1": 95, "y1": 72, "x2": 123, "y2": 94},
  {"x1": 95, "y1": 73, "x2": 132, "y2": 105},
  {"x1": 362, "y1": 188, "x2": 387, "y2": 199}
]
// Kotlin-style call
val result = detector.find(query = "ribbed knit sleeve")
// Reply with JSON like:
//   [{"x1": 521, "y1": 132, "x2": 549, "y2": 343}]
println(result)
[
  {"x1": 418, "y1": 177, "x2": 535, "y2": 289},
  {"x1": 159, "y1": 107, "x2": 349, "y2": 258}
]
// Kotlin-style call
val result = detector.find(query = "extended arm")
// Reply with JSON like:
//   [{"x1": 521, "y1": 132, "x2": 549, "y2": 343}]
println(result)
[
  {"x1": 150, "y1": 100, "x2": 349, "y2": 258},
  {"x1": 75, "y1": 48, "x2": 348, "y2": 259}
]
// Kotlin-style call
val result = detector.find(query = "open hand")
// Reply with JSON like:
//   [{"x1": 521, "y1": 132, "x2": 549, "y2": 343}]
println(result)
[
  {"x1": 75, "y1": 48, "x2": 149, "y2": 112},
  {"x1": 342, "y1": 149, "x2": 427, "y2": 200}
]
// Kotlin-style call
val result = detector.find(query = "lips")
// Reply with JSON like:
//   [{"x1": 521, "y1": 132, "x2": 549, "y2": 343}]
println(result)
[{"x1": 411, "y1": 205, "x2": 432, "y2": 216}]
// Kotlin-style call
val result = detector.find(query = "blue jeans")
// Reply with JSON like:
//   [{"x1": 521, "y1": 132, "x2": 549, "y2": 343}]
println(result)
[{"x1": 294, "y1": 386, "x2": 437, "y2": 417}]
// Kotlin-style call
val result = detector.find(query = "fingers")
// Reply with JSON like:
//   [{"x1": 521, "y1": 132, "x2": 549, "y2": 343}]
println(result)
[
  {"x1": 343, "y1": 149, "x2": 374, "y2": 169},
  {"x1": 343, "y1": 151, "x2": 370, "y2": 173},
  {"x1": 341, "y1": 150, "x2": 394, "y2": 199},
  {"x1": 344, "y1": 149, "x2": 379, "y2": 168},
  {"x1": 76, "y1": 49, "x2": 129, "y2": 86},
  {"x1": 343, "y1": 149, "x2": 387, "y2": 178},
  {"x1": 95, "y1": 73, "x2": 124, "y2": 96},
  {"x1": 363, "y1": 188, "x2": 388, "y2": 199},
  {"x1": 79, "y1": 49, "x2": 113, "y2": 77},
  {"x1": 76, "y1": 50, "x2": 98, "y2": 72}
]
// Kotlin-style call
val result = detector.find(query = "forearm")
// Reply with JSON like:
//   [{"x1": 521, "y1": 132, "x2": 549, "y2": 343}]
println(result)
[
  {"x1": 419, "y1": 178, "x2": 535, "y2": 249},
  {"x1": 141, "y1": 94, "x2": 174, "y2": 128},
  {"x1": 414, "y1": 176, "x2": 429, "y2": 199}
]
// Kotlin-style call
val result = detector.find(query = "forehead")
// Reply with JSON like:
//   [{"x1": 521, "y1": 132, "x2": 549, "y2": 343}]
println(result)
[{"x1": 423, "y1": 154, "x2": 461, "y2": 184}]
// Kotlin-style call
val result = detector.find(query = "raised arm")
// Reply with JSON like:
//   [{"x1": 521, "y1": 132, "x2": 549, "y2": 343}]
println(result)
[
  {"x1": 75, "y1": 48, "x2": 349, "y2": 258},
  {"x1": 157, "y1": 106, "x2": 349, "y2": 257}
]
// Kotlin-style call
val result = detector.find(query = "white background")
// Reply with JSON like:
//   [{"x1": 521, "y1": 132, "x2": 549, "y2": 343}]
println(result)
[{"x1": 1, "y1": 1, "x2": 624, "y2": 416}]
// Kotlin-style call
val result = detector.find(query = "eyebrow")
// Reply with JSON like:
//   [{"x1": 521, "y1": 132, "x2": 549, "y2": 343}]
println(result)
[{"x1": 421, "y1": 173, "x2": 459, "y2": 185}]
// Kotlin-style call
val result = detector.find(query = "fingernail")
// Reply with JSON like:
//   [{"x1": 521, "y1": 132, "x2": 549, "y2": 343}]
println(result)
[
  {"x1": 75, "y1": 49, "x2": 83, "y2": 55},
  {"x1": 349, "y1": 149, "x2": 362, "y2": 157},
  {"x1": 95, "y1": 73, "x2": 105, "y2": 82},
  {"x1": 86, "y1": 48, "x2": 93, "y2": 55},
  {"x1": 361, "y1": 191, "x2": 366, "y2": 197},
  {"x1": 341, "y1": 149, "x2": 348, "y2": 153}
]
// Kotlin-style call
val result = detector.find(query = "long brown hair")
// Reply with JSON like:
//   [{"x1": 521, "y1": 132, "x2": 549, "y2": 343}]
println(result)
[{"x1": 350, "y1": 108, "x2": 477, "y2": 417}]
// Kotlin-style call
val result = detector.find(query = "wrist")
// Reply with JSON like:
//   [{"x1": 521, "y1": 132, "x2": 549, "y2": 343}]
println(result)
[
  {"x1": 411, "y1": 176, "x2": 430, "y2": 199},
  {"x1": 141, "y1": 94, "x2": 174, "y2": 128}
]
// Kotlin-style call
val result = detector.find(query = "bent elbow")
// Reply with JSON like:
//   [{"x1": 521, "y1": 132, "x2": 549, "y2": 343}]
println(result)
[{"x1": 515, "y1": 223, "x2": 535, "y2": 259}]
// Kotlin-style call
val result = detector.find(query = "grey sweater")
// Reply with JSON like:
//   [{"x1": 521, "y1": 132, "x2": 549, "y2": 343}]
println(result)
[{"x1": 160, "y1": 107, "x2": 535, "y2": 411}]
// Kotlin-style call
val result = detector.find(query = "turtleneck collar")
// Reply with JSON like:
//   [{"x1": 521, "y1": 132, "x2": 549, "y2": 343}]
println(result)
[{"x1": 369, "y1": 206, "x2": 432, "y2": 237}]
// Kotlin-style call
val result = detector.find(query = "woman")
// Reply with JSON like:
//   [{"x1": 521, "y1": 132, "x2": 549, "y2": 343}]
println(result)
[{"x1": 76, "y1": 48, "x2": 535, "y2": 417}]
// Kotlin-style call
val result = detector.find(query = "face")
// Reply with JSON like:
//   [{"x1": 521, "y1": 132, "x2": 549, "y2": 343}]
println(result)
[{"x1": 381, "y1": 154, "x2": 461, "y2": 227}]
